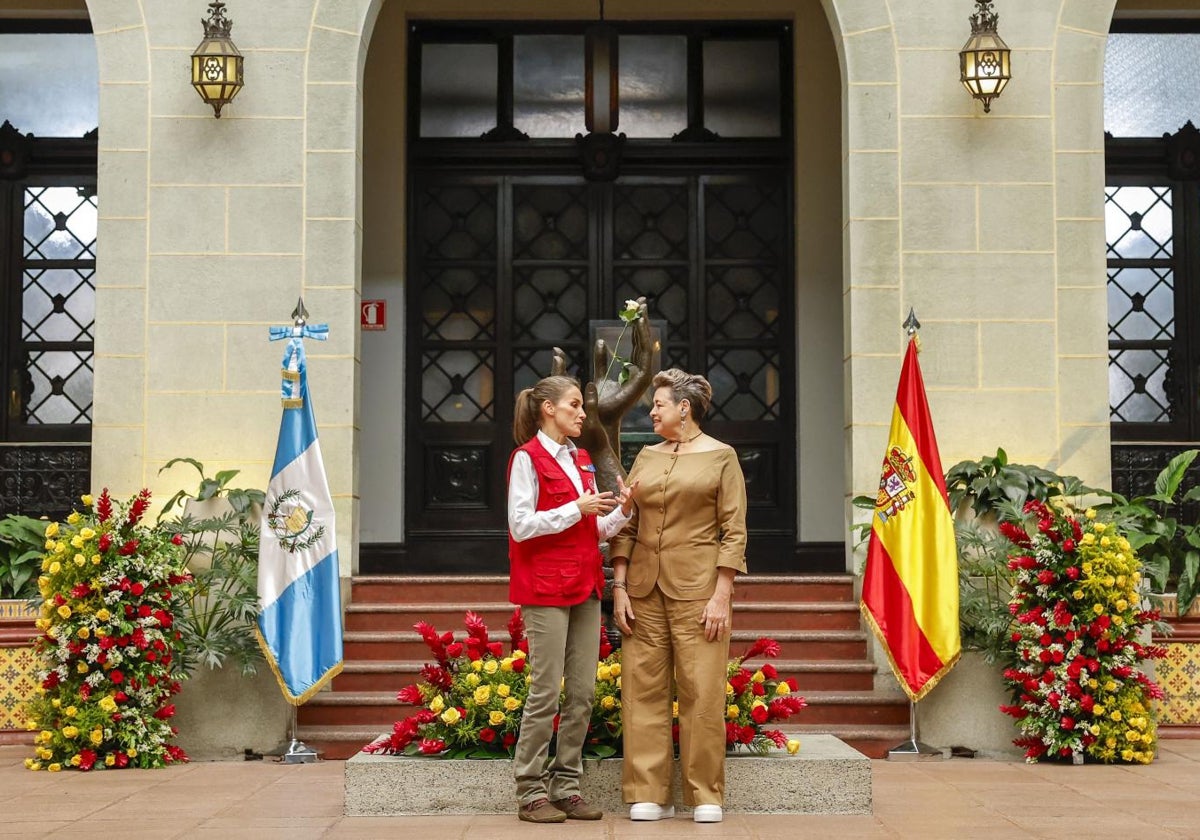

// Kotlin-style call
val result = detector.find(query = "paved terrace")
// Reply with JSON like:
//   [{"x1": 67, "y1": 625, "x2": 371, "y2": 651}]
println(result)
[{"x1": 1, "y1": 741, "x2": 1197, "y2": 838}]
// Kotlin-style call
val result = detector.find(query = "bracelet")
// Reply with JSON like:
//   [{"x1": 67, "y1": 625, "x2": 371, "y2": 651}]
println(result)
[{"x1": 611, "y1": 580, "x2": 627, "y2": 590}]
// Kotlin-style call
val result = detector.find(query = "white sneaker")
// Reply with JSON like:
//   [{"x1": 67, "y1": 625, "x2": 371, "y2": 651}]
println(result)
[
  {"x1": 693, "y1": 804, "x2": 723, "y2": 823},
  {"x1": 629, "y1": 802, "x2": 675, "y2": 821}
]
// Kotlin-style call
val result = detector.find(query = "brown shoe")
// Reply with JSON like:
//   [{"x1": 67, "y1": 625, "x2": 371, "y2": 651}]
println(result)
[
  {"x1": 519, "y1": 798, "x2": 567, "y2": 823},
  {"x1": 551, "y1": 795, "x2": 603, "y2": 820}
]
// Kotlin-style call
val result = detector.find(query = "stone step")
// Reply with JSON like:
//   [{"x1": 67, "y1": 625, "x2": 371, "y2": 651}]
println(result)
[
  {"x1": 300, "y1": 723, "x2": 901, "y2": 763},
  {"x1": 349, "y1": 573, "x2": 856, "y2": 605},
  {"x1": 343, "y1": 628, "x2": 868, "y2": 662},
  {"x1": 297, "y1": 691, "x2": 412, "y2": 728},
  {"x1": 343, "y1": 600, "x2": 863, "y2": 633},
  {"x1": 789, "y1": 691, "x2": 909, "y2": 727},
  {"x1": 329, "y1": 657, "x2": 877, "y2": 693}
]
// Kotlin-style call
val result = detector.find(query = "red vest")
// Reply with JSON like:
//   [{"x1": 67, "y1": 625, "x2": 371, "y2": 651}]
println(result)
[{"x1": 507, "y1": 438, "x2": 603, "y2": 607}]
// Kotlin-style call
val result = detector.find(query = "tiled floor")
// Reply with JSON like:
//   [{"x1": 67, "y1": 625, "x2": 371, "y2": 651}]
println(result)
[{"x1": 1, "y1": 741, "x2": 1198, "y2": 838}]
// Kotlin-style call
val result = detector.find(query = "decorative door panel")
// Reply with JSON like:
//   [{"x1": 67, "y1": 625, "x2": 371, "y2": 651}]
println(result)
[{"x1": 406, "y1": 173, "x2": 794, "y2": 571}]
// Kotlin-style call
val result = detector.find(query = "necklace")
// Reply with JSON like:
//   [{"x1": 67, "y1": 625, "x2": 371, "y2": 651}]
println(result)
[{"x1": 671, "y1": 431, "x2": 703, "y2": 452}]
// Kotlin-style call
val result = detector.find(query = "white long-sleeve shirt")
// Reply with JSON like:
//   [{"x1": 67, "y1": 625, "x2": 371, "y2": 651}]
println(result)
[{"x1": 508, "y1": 430, "x2": 630, "y2": 543}]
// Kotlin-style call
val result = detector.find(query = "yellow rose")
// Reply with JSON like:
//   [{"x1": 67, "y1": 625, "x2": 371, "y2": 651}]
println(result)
[
  {"x1": 1090, "y1": 725, "x2": 1100, "y2": 735},
  {"x1": 81, "y1": 494, "x2": 93, "y2": 507},
  {"x1": 99, "y1": 696, "x2": 117, "y2": 713},
  {"x1": 74, "y1": 555, "x2": 86, "y2": 567},
  {"x1": 45, "y1": 522, "x2": 59, "y2": 538},
  {"x1": 91, "y1": 555, "x2": 101, "y2": 566},
  {"x1": 35, "y1": 618, "x2": 50, "y2": 631},
  {"x1": 90, "y1": 729, "x2": 103, "y2": 746},
  {"x1": 96, "y1": 608, "x2": 110, "y2": 622},
  {"x1": 126, "y1": 748, "x2": 137, "y2": 757},
  {"x1": 79, "y1": 527, "x2": 95, "y2": 541},
  {"x1": 465, "y1": 673, "x2": 481, "y2": 687},
  {"x1": 597, "y1": 665, "x2": 612, "y2": 681},
  {"x1": 47, "y1": 763, "x2": 61, "y2": 773},
  {"x1": 1085, "y1": 508, "x2": 1096, "y2": 519},
  {"x1": 77, "y1": 627, "x2": 90, "y2": 640},
  {"x1": 489, "y1": 710, "x2": 506, "y2": 726},
  {"x1": 786, "y1": 739, "x2": 800, "y2": 755},
  {"x1": 38, "y1": 748, "x2": 52, "y2": 760},
  {"x1": 39, "y1": 730, "x2": 52, "y2": 743},
  {"x1": 473, "y1": 686, "x2": 491, "y2": 705},
  {"x1": 429, "y1": 695, "x2": 445, "y2": 714},
  {"x1": 775, "y1": 682, "x2": 791, "y2": 696},
  {"x1": 752, "y1": 670, "x2": 765, "y2": 684},
  {"x1": 44, "y1": 541, "x2": 55, "y2": 552},
  {"x1": 51, "y1": 699, "x2": 61, "y2": 709},
  {"x1": 65, "y1": 706, "x2": 77, "y2": 718},
  {"x1": 1105, "y1": 681, "x2": 1117, "y2": 692},
  {"x1": 54, "y1": 541, "x2": 65, "y2": 555},
  {"x1": 440, "y1": 707, "x2": 461, "y2": 725},
  {"x1": 49, "y1": 561, "x2": 61, "y2": 575},
  {"x1": 57, "y1": 605, "x2": 73, "y2": 619},
  {"x1": 1093, "y1": 705, "x2": 1105, "y2": 717},
  {"x1": 725, "y1": 682, "x2": 735, "y2": 696},
  {"x1": 496, "y1": 684, "x2": 510, "y2": 698},
  {"x1": 1110, "y1": 710, "x2": 1122, "y2": 722},
  {"x1": 71, "y1": 536, "x2": 84, "y2": 549},
  {"x1": 471, "y1": 660, "x2": 483, "y2": 672},
  {"x1": 500, "y1": 658, "x2": 513, "y2": 672},
  {"x1": 1113, "y1": 615, "x2": 1125, "y2": 626},
  {"x1": 70, "y1": 755, "x2": 81, "y2": 766},
  {"x1": 95, "y1": 628, "x2": 107, "y2": 638},
  {"x1": 62, "y1": 725, "x2": 79, "y2": 738},
  {"x1": 601, "y1": 695, "x2": 617, "y2": 710},
  {"x1": 504, "y1": 697, "x2": 521, "y2": 711},
  {"x1": 67, "y1": 512, "x2": 81, "y2": 525},
  {"x1": 1092, "y1": 604, "x2": 1104, "y2": 615},
  {"x1": 1125, "y1": 730, "x2": 1140, "y2": 742},
  {"x1": 105, "y1": 755, "x2": 115, "y2": 767},
  {"x1": 483, "y1": 660, "x2": 499, "y2": 675},
  {"x1": 727, "y1": 705, "x2": 740, "y2": 720},
  {"x1": 513, "y1": 650, "x2": 527, "y2": 659}
]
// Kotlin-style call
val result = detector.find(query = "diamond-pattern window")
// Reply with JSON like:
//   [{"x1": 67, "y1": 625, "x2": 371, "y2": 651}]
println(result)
[
  {"x1": 1109, "y1": 348, "x2": 1171, "y2": 424},
  {"x1": 421, "y1": 350, "x2": 494, "y2": 422},
  {"x1": 1107, "y1": 266, "x2": 1174, "y2": 342},
  {"x1": 24, "y1": 350, "x2": 93, "y2": 425},
  {"x1": 706, "y1": 265, "x2": 780, "y2": 341},
  {"x1": 513, "y1": 185, "x2": 589, "y2": 261},
  {"x1": 22, "y1": 268, "x2": 95, "y2": 343},
  {"x1": 512, "y1": 267, "x2": 588, "y2": 342},
  {"x1": 706, "y1": 348, "x2": 780, "y2": 421},
  {"x1": 1105, "y1": 185, "x2": 1172, "y2": 260},
  {"x1": 23, "y1": 187, "x2": 97, "y2": 261},
  {"x1": 418, "y1": 185, "x2": 497, "y2": 261},
  {"x1": 420, "y1": 267, "x2": 495, "y2": 341}
]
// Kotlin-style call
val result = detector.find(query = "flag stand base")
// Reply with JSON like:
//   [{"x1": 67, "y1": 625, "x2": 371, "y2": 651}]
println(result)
[
  {"x1": 264, "y1": 706, "x2": 321, "y2": 763},
  {"x1": 886, "y1": 699, "x2": 946, "y2": 761},
  {"x1": 886, "y1": 738, "x2": 944, "y2": 761}
]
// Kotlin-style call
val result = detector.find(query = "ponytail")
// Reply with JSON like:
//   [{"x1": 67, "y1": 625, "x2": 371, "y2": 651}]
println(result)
[{"x1": 512, "y1": 375, "x2": 580, "y2": 444}]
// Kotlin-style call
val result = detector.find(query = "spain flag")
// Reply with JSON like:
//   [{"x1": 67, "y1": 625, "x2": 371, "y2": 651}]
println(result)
[{"x1": 861, "y1": 337, "x2": 960, "y2": 702}]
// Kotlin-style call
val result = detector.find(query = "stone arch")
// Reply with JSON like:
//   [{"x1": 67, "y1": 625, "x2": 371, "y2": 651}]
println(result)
[
  {"x1": 1050, "y1": 0, "x2": 1118, "y2": 479},
  {"x1": 85, "y1": 0, "x2": 153, "y2": 495}
]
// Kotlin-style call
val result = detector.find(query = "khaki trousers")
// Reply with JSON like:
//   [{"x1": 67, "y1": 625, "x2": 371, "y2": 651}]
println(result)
[
  {"x1": 620, "y1": 586, "x2": 730, "y2": 807},
  {"x1": 513, "y1": 597, "x2": 600, "y2": 804}
]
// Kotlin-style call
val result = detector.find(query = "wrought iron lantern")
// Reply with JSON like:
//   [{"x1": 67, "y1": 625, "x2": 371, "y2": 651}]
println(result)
[
  {"x1": 959, "y1": 0, "x2": 1011, "y2": 113},
  {"x1": 191, "y1": 1, "x2": 244, "y2": 118}
]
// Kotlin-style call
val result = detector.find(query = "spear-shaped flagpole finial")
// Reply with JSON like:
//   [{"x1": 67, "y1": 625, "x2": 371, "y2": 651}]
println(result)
[
  {"x1": 291, "y1": 297, "x2": 308, "y2": 327},
  {"x1": 903, "y1": 307, "x2": 921, "y2": 337}
]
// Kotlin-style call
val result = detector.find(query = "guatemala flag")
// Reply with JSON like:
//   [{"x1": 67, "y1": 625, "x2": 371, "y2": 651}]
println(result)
[{"x1": 256, "y1": 321, "x2": 344, "y2": 705}]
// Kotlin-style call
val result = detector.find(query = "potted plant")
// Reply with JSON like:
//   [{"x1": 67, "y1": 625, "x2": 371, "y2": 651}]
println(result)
[{"x1": 1095, "y1": 449, "x2": 1200, "y2": 618}]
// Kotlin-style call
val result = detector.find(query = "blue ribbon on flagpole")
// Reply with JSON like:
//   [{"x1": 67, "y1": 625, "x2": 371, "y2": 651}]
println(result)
[{"x1": 269, "y1": 323, "x2": 329, "y2": 404}]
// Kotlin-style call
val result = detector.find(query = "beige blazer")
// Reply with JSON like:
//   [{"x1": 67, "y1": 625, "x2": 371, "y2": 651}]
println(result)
[{"x1": 608, "y1": 447, "x2": 748, "y2": 600}]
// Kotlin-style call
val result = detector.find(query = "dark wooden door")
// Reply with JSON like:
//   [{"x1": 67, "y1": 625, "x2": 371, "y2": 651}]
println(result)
[{"x1": 403, "y1": 171, "x2": 793, "y2": 572}]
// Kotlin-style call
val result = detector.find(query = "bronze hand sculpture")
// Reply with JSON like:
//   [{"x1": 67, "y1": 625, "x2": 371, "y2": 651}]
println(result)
[{"x1": 550, "y1": 297, "x2": 654, "y2": 495}]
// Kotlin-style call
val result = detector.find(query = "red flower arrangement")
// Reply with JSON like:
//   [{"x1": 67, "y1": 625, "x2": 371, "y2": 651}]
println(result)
[
  {"x1": 998, "y1": 498, "x2": 1165, "y2": 764},
  {"x1": 364, "y1": 610, "x2": 807, "y2": 758},
  {"x1": 23, "y1": 490, "x2": 194, "y2": 771}
]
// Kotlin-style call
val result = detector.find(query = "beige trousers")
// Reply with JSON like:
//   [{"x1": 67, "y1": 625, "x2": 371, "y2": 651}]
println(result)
[
  {"x1": 513, "y1": 597, "x2": 600, "y2": 804},
  {"x1": 620, "y1": 586, "x2": 730, "y2": 807}
]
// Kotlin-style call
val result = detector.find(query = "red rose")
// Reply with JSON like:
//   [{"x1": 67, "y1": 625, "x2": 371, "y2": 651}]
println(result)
[
  {"x1": 110, "y1": 670, "x2": 124, "y2": 684},
  {"x1": 130, "y1": 582, "x2": 145, "y2": 597},
  {"x1": 785, "y1": 678, "x2": 798, "y2": 692},
  {"x1": 750, "y1": 704, "x2": 769, "y2": 724},
  {"x1": 114, "y1": 690, "x2": 128, "y2": 703},
  {"x1": 114, "y1": 751, "x2": 129, "y2": 768},
  {"x1": 78, "y1": 749, "x2": 96, "y2": 772},
  {"x1": 1036, "y1": 570, "x2": 1057, "y2": 586},
  {"x1": 478, "y1": 727, "x2": 496, "y2": 743},
  {"x1": 761, "y1": 663, "x2": 777, "y2": 679},
  {"x1": 1061, "y1": 716, "x2": 1075, "y2": 730},
  {"x1": 752, "y1": 682, "x2": 765, "y2": 696},
  {"x1": 171, "y1": 534, "x2": 184, "y2": 545},
  {"x1": 502, "y1": 733, "x2": 516, "y2": 748},
  {"x1": 1062, "y1": 539, "x2": 1076, "y2": 553},
  {"x1": 511, "y1": 658, "x2": 526, "y2": 673},
  {"x1": 737, "y1": 725, "x2": 755, "y2": 744},
  {"x1": 138, "y1": 604, "x2": 152, "y2": 618},
  {"x1": 445, "y1": 642, "x2": 464, "y2": 658}
]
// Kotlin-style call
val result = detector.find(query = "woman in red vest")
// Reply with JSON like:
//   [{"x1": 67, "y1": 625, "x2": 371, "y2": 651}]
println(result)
[{"x1": 507, "y1": 375, "x2": 638, "y2": 823}]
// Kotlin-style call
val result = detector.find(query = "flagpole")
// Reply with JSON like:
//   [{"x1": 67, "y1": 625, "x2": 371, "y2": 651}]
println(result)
[
  {"x1": 260, "y1": 296, "x2": 330, "y2": 764},
  {"x1": 883, "y1": 308, "x2": 946, "y2": 762}
]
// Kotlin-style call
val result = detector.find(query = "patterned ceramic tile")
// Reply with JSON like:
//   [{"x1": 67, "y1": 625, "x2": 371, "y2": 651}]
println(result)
[
  {"x1": 1154, "y1": 641, "x2": 1200, "y2": 725},
  {"x1": 0, "y1": 601, "x2": 37, "y2": 620},
  {"x1": 0, "y1": 645, "x2": 37, "y2": 731}
]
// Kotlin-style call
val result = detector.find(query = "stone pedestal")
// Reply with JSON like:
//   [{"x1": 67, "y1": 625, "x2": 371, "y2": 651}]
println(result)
[{"x1": 344, "y1": 734, "x2": 871, "y2": 816}]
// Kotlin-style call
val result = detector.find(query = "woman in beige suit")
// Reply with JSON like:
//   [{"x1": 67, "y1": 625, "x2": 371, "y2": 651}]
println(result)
[{"x1": 607, "y1": 369, "x2": 748, "y2": 824}]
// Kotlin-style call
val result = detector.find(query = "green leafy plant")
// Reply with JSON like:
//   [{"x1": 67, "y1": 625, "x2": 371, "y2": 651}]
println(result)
[
  {"x1": 0, "y1": 513, "x2": 47, "y2": 600},
  {"x1": 945, "y1": 448, "x2": 1093, "y2": 517},
  {"x1": 170, "y1": 509, "x2": 263, "y2": 676},
  {"x1": 156, "y1": 457, "x2": 265, "y2": 522},
  {"x1": 1094, "y1": 449, "x2": 1200, "y2": 614},
  {"x1": 156, "y1": 457, "x2": 265, "y2": 676}
]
